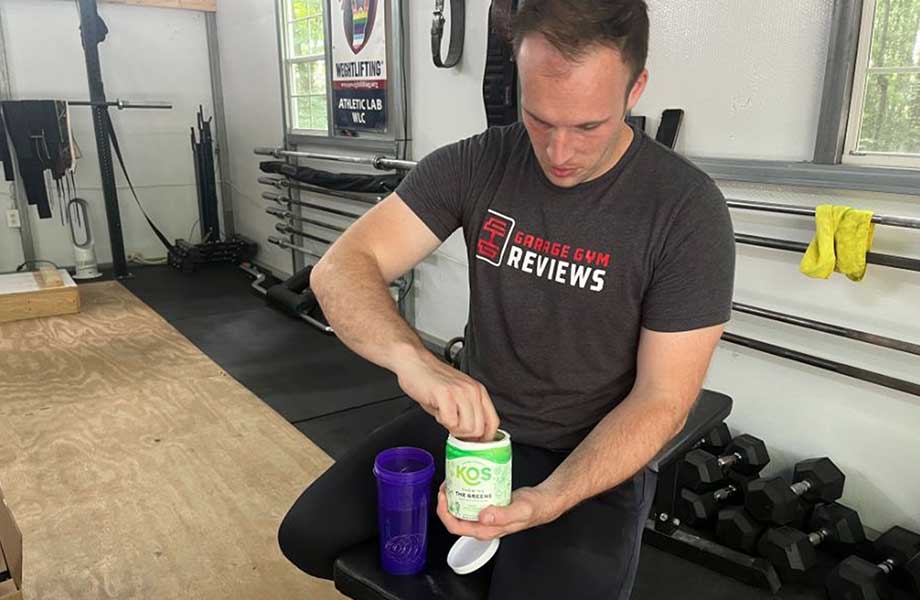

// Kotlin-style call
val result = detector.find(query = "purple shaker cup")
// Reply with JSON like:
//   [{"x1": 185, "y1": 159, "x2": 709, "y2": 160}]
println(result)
[{"x1": 373, "y1": 447, "x2": 435, "y2": 575}]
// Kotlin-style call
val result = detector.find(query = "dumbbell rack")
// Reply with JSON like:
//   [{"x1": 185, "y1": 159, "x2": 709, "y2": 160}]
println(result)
[
  {"x1": 645, "y1": 450, "x2": 784, "y2": 593},
  {"x1": 643, "y1": 434, "x2": 920, "y2": 600}
]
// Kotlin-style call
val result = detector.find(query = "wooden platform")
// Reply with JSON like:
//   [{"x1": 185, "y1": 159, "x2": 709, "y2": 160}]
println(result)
[
  {"x1": 0, "y1": 282, "x2": 344, "y2": 599},
  {"x1": 0, "y1": 270, "x2": 80, "y2": 325}
]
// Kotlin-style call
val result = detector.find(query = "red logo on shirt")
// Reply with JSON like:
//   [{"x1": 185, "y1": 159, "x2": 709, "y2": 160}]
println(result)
[
  {"x1": 475, "y1": 209, "x2": 611, "y2": 292},
  {"x1": 476, "y1": 210, "x2": 516, "y2": 267}
]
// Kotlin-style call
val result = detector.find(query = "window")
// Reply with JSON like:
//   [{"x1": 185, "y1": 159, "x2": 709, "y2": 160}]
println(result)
[
  {"x1": 844, "y1": 0, "x2": 920, "y2": 168},
  {"x1": 283, "y1": 0, "x2": 329, "y2": 133}
]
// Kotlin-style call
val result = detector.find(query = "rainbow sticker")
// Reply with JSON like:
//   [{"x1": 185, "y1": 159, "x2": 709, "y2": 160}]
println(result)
[{"x1": 351, "y1": 0, "x2": 369, "y2": 52}]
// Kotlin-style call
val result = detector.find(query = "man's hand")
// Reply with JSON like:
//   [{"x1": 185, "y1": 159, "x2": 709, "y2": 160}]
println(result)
[
  {"x1": 395, "y1": 351, "x2": 500, "y2": 442},
  {"x1": 436, "y1": 482, "x2": 562, "y2": 541}
]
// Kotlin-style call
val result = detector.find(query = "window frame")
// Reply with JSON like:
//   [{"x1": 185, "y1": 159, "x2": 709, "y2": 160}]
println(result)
[
  {"x1": 280, "y1": 0, "x2": 333, "y2": 136},
  {"x1": 272, "y1": 0, "x2": 411, "y2": 278},
  {"x1": 275, "y1": 0, "x2": 409, "y2": 153},
  {"x1": 841, "y1": 0, "x2": 920, "y2": 169}
]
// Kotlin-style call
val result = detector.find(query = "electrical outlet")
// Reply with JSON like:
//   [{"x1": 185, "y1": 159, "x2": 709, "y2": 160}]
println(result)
[{"x1": 6, "y1": 209, "x2": 20, "y2": 228}]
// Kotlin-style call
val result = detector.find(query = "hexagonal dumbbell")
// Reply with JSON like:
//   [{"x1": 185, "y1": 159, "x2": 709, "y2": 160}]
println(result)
[
  {"x1": 677, "y1": 474, "x2": 754, "y2": 528},
  {"x1": 757, "y1": 502, "x2": 865, "y2": 579},
  {"x1": 826, "y1": 526, "x2": 920, "y2": 600},
  {"x1": 679, "y1": 434, "x2": 770, "y2": 491},
  {"x1": 745, "y1": 457, "x2": 845, "y2": 525},
  {"x1": 695, "y1": 422, "x2": 732, "y2": 455},
  {"x1": 716, "y1": 505, "x2": 766, "y2": 554}
]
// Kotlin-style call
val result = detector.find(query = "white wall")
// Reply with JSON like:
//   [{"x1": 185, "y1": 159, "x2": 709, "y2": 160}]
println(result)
[
  {"x1": 637, "y1": 0, "x2": 834, "y2": 160},
  {"x1": 0, "y1": 0, "x2": 215, "y2": 272},
  {"x1": 214, "y1": 0, "x2": 289, "y2": 275},
  {"x1": 0, "y1": 193, "x2": 20, "y2": 271},
  {"x1": 403, "y1": 0, "x2": 491, "y2": 341}
]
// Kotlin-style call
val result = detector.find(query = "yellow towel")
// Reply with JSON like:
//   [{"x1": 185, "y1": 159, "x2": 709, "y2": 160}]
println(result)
[{"x1": 800, "y1": 205, "x2": 875, "y2": 281}]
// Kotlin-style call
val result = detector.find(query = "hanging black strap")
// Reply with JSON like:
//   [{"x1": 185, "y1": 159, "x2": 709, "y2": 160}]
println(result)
[
  {"x1": 490, "y1": 0, "x2": 516, "y2": 41},
  {"x1": 482, "y1": 0, "x2": 519, "y2": 127},
  {"x1": 0, "y1": 106, "x2": 14, "y2": 182},
  {"x1": 431, "y1": 0, "x2": 465, "y2": 68},
  {"x1": 104, "y1": 111, "x2": 174, "y2": 251}
]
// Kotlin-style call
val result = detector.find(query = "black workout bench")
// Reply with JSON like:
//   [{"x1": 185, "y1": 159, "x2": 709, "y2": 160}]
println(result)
[{"x1": 332, "y1": 389, "x2": 733, "y2": 600}]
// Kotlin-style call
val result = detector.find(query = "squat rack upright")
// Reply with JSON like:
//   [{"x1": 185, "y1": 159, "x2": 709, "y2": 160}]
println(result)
[{"x1": 76, "y1": 0, "x2": 174, "y2": 279}]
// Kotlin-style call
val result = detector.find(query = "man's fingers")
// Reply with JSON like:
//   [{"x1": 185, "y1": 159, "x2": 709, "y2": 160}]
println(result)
[
  {"x1": 469, "y1": 393, "x2": 484, "y2": 440},
  {"x1": 437, "y1": 506, "x2": 516, "y2": 540},
  {"x1": 448, "y1": 520, "x2": 508, "y2": 541},
  {"x1": 478, "y1": 503, "x2": 527, "y2": 527},
  {"x1": 409, "y1": 362, "x2": 498, "y2": 442},
  {"x1": 437, "y1": 486, "x2": 448, "y2": 513},
  {"x1": 435, "y1": 394, "x2": 458, "y2": 430},
  {"x1": 438, "y1": 483, "x2": 505, "y2": 539},
  {"x1": 437, "y1": 490, "x2": 470, "y2": 537},
  {"x1": 479, "y1": 386, "x2": 501, "y2": 441},
  {"x1": 437, "y1": 487, "x2": 453, "y2": 521},
  {"x1": 455, "y1": 394, "x2": 477, "y2": 438}
]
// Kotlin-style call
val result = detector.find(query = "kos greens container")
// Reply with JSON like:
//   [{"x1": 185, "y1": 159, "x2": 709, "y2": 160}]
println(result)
[{"x1": 445, "y1": 430, "x2": 512, "y2": 521}]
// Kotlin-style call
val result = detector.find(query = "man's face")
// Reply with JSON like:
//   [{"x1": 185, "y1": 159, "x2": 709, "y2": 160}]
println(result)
[{"x1": 518, "y1": 34, "x2": 648, "y2": 188}]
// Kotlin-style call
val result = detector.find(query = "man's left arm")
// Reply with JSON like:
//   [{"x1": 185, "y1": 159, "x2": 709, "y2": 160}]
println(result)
[
  {"x1": 537, "y1": 323, "x2": 724, "y2": 518},
  {"x1": 438, "y1": 323, "x2": 724, "y2": 539}
]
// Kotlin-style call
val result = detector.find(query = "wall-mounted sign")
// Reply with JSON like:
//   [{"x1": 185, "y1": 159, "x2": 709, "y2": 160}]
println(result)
[{"x1": 330, "y1": 0, "x2": 387, "y2": 132}]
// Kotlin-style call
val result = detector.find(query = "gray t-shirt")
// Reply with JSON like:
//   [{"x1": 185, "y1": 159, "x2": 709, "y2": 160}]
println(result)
[{"x1": 397, "y1": 123, "x2": 735, "y2": 450}]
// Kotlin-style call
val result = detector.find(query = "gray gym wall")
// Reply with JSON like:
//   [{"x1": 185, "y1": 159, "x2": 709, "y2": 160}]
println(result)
[
  {"x1": 213, "y1": 0, "x2": 288, "y2": 275},
  {"x1": 215, "y1": 0, "x2": 920, "y2": 534},
  {"x1": 0, "y1": 0, "x2": 219, "y2": 273}
]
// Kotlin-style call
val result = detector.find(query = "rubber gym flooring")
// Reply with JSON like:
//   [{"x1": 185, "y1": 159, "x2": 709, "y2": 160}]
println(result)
[{"x1": 118, "y1": 263, "x2": 833, "y2": 600}]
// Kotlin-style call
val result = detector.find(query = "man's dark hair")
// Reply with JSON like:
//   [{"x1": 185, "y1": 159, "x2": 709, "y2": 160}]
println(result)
[{"x1": 511, "y1": 0, "x2": 649, "y2": 85}]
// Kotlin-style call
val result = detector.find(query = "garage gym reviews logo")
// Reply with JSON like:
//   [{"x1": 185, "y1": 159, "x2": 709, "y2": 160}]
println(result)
[{"x1": 475, "y1": 209, "x2": 610, "y2": 292}]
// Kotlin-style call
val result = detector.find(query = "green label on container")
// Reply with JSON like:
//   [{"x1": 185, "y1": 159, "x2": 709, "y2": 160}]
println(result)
[{"x1": 445, "y1": 440, "x2": 512, "y2": 521}]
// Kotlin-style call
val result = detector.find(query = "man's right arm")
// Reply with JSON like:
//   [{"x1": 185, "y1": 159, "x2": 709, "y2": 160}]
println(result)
[
  {"x1": 310, "y1": 192, "x2": 499, "y2": 441},
  {"x1": 311, "y1": 192, "x2": 437, "y2": 372}
]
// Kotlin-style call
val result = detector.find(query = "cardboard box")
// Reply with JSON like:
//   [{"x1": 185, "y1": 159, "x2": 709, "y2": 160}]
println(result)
[
  {"x1": 0, "y1": 483, "x2": 21, "y2": 600},
  {"x1": 0, "y1": 268, "x2": 81, "y2": 324}
]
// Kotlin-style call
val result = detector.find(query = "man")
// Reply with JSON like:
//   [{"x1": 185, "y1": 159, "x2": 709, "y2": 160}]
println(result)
[{"x1": 278, "y1": 1, "x2": 735, "y2": 598}]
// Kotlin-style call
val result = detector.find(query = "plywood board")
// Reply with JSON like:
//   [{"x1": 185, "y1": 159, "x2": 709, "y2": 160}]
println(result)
[
  {"x1": 0, "y1": 270, "x2": 79, "y2": 324},
  {"x1": 0, "y1": 282, "x2": 343, "y2": 599},
  {"x1": 0, "y1": 580, "x2": 21, "y2": 600}
]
